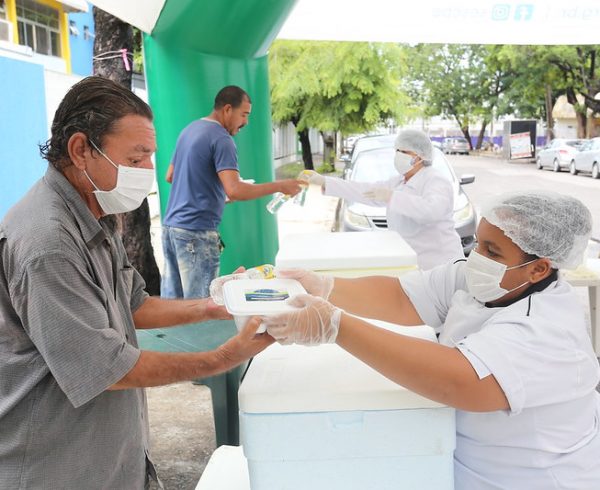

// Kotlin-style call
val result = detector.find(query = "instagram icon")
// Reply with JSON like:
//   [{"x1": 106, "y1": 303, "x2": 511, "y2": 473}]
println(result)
[{"x1": 491, "y1": 4, "x2": 511, "y2": 21}]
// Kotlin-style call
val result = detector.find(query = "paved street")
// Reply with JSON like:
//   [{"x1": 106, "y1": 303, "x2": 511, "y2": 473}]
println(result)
[{"x1": 448, "y1": 153, "x2": 600, "y2": 239}]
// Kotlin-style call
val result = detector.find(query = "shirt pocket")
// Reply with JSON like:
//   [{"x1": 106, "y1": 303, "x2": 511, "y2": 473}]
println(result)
[{"x1": 120, "y1": 265, "x2": 134, "y2": 297}]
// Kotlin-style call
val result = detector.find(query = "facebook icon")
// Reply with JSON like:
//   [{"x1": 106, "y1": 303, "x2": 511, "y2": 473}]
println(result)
[{"x1": 514, "y1": 4, "x2": 534, "y2": 21}]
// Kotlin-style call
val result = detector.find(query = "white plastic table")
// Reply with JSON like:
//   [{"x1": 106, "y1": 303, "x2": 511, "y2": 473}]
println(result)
[
  {"x1": 276, "y1": 230, "x2": 417, "y2": 277},
  {"x1": 563, "y1": 258, "x2": 600, "y2": 355}
]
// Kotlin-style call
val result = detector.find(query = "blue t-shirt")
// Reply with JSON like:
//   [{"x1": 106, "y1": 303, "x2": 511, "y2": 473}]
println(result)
[{"x1": 164, "y1": 119, "x2": 238, "y2": 230}]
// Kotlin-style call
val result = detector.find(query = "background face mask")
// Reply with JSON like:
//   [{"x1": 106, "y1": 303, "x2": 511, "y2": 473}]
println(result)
[
  {"x1": 465, "y1": 250, "x2": 535, "y2": 303},
  {"x1": 394, "y1": 151, "x2": 415, "y2": 175},
  {"x1": 86, "y1": 142, "x2": 155, "y2": 215}
]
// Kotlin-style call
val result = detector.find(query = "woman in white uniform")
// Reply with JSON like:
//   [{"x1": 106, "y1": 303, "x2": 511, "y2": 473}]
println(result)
[
  {"x1": 307, "y1": 129, "x2": 464, "y2": 269},
  {"x1": 264, "y1": 191, "x2": 600, "y2": 489}
]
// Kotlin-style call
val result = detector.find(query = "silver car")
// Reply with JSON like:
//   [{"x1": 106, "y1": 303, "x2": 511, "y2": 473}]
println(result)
[
  {"x1": 570, "y1": 137, "x2": 600, "y2": 179},
  {"x1": 441, "y1": 137, "x2": 470, "y2": 155},
  {"x1": 536, "y1": 138, "x2": 584, "y2": 172},
  {"x1": 334, "y1": 147, "x2": 477, "y2": 255}
]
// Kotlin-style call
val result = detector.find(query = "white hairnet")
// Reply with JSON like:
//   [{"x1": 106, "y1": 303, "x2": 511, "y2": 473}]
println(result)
[
  {"x1": 395, "y1": 129, "x2": 433, "y2": 165},
  {"x1": 481, "y1": 191, "x2": 592, "y2": 269}
]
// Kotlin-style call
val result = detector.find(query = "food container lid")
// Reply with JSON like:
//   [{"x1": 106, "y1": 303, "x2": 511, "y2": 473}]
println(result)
[{"x1": 222, "y1": 279, "x2": 307, "y2": 317}]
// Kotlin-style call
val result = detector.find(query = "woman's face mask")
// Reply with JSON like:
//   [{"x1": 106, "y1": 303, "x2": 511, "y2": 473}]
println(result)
[
  {"x1": 465, "y1": 250, "x2": 537, "y2": 303},
  {"x1": 394, "y1": 150, "x2": 418, "y2": 175},
  {"x1": 85, "y1": 140, "x2": 155, "y2": 215}
]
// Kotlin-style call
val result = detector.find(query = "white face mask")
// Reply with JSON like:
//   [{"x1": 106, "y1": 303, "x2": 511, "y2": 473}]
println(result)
[
  {"x1": 394, "y1": 151, "x2": 417, "y2": 175},
  {"x1": 465, "y1": 250, "x2": 537, "y2": 303},
  {"x1": 85, "y1": 141, "x2": 155, "y2": 215}
]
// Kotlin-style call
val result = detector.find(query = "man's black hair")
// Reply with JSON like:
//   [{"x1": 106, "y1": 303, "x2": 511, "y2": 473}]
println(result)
[{"x1": 214, "y1": 86, "x2": 251, "y2": 110}]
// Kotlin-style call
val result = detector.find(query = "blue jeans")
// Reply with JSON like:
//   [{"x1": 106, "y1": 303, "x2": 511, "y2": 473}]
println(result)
[{"x1": 161, "y1": 226, "x2": 222, "y2": 299}]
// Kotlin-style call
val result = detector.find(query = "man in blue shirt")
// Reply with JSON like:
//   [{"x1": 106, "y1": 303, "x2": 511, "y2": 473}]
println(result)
[{"x1": 162, "y1": 86, "x2": 302, "y2": 298}]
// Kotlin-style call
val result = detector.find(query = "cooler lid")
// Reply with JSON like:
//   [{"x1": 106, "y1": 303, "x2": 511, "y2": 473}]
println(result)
[
  {"x1": 223, "y1": 279, "x2": 306, "y2": 317},
  {"x1": 275, "y1": 231, "x2": 417, "y2": 271},
  {"x1": 239, "y1": 321, "x2": 445, "y2": 413}
]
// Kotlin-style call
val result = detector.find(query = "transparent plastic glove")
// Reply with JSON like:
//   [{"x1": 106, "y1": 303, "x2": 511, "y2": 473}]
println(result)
[
  {"x1": 209, "y1": 265, "x2": 274, "y2": 305},
  {"x1": 303, "y1": 170, "x2": 326, "y2": 187},
  {"x1": 262, "y1": 294, "x2": 342, "y2": 346},
  {"x1": 275, "y1": 268, "x2": 334, "y2": 300},
  {"x1": 362, "y1": 187, "x2": 393, "y2": 203}
]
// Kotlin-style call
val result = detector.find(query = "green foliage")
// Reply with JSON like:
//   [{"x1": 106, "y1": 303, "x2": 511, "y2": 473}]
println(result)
[
  {"x1": 132, "y1": 28, "x2": 144, "y2": 73},
  {"x1": 404, "y1": 43, "x2": 600, "y2": 137},
  {"x1": 269, "y1": 40, "x2": 413, "y2": 135},
  {"x1": 405, "y1": 44, "x2": 516, "y2": 133},
  {"x1": 274, "y1": 161, "x2": 305, "y2": 180},
  {"x1": 316, "y1": 162, "x2": 335, "y2": 174}
]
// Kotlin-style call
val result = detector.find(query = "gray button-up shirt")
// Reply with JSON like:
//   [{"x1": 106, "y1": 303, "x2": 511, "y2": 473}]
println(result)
[{"x1": 0, "y1": 165, "x2": 152, "y2": 489}]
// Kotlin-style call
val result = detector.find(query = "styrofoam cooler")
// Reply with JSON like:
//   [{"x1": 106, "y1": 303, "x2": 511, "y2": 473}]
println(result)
[
  {"x1": 239, "y1": 322, "x2": 455, "y2": 490},
  {"x1": 275, "y1": 230, "x2": 418, "y2": 277},
  {"x1": 195, "y1": 445, "x2": 250, "y2": 489}
]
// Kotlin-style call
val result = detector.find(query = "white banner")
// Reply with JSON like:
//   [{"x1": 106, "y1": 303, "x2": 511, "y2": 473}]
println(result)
[
  {"x1": 509, "y1": 132, "x2": 533, "y2": 159},
  {"x1": 278, "y1": 0, "x2": 600, "y2": 45}
]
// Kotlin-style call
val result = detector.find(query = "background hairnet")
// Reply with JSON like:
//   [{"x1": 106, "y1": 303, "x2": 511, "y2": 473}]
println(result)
[
  {"x1": 481, "y1": 191, "x2": 592, "y2": 269},
  {"x1": 395, "y1": 129, "x2": 433, "y2": 165}
]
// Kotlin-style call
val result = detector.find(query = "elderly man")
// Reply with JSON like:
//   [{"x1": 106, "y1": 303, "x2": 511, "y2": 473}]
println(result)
[{"x1": 0, "y1": 76, "x2": 272, "y2": 489}]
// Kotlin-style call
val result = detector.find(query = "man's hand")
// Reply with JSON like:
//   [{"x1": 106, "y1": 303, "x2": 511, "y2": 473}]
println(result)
[
  {"x1": 215, "y1": 317, "x2": 275, "y2": 368},
  {"x1": 205, "y1": 298, "x2": 232, "y2": 320},
  {"x1": 165, "y1": 163, "x2": 174, "y2": 183},
  {"x1": 278, "y1": 178, "x2": 304, "y2": 197}
]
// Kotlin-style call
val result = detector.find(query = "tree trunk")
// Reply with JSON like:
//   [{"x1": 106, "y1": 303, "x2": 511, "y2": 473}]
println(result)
[
  {"x1": 297, "y1": 128, "x2": 314, "y2": 170},
  {"x1": 93, "y1": 7, "x2": 161, "y2": 295},
  {"x1": 476, "y1": 121, "x2": 488, "y2": 150},
  {"x1": 566, "y1": 88, "x2": 588, "y2": 139},
  {"x1": 321, "y1": 131, "x2": 335, "y2": 169},
  {"x1": 460, "y1": 126, "x2": 473, "y2": 150},
  {"x1": 544, "y1": 85, "x2": 555, "y2": 141}
]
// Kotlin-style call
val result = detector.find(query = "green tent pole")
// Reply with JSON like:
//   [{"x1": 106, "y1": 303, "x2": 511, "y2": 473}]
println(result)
[{"x1": 143, "y1": 0, "x2": 297, "y2": 274}]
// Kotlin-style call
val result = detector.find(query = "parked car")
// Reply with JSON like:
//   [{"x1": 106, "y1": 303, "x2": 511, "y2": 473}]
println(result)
[
  {"x1": 343, "y1": 135, "x2": 361, "y2": 153},
  {"x1": 342, "y1": 134, "x2": 397, "y2": 176},
  {"x1": 349, "y1": 134, "x2": 396, "y2": 164},
  {"x1": 569, "y1": 137, "x2": 600, "y2": 179},
  {"x1": 536, "y1": 138, "x2": 585, "y2": 172},
  {"x1": 431, "y1": 139, "x2": 443, "y2": 150},
  {"x1": 441, "y1": 137, "x2": 470, "y2": 155},
  {"x1": 334, "y1": 146, "x2": 477, "y2": 255}
]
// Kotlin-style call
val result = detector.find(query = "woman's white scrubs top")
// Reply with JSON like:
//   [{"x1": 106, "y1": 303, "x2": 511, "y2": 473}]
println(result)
[
  {"x1": 400, "y1": 260, "x2": 600, "y2": 489},
  {"x1": 324, "y1": 166, "x2": 464, "y2": 270}
]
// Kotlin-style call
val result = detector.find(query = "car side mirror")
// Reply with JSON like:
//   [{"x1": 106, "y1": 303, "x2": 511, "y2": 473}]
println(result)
[
  {"x1": 460, "y1": 174, "x2": 475, "y2": 185},
  {"x1": 340, "y1": 153, "x2": 351, "y2": 163}
]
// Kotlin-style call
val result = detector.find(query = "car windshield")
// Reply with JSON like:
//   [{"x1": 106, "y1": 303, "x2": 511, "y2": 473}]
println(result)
[
  {"x1": 351, "y1": 135, "x2": 396, "y2": 160},
  {"x1": 351, "y1": 148, "x2": 455, "y2": 184},
  {"x1": 566, "y1": 140, "x2": 585, "y2": 148}
]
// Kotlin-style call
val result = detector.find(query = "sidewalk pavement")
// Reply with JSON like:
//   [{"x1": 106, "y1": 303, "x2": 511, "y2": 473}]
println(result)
[{"x1": 146, "y1": 185, "x2": 338, "y2": 489}]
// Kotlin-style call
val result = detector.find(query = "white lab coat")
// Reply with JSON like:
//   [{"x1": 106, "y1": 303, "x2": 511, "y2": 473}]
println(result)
[
  {"x1": 325, "y1": 166, "x2": 464, "y2": 270},
  {"x1": 400, "y1": 261, "x2": 600, "y2": 489}
]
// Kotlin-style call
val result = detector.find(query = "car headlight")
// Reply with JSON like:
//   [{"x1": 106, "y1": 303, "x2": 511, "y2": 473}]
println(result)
[
  {"x1": 453, "y1": 202, "x2": 474, "y2": 224},
  {"x1": 344, "y1": 208, "x2": 371, "y2": 229}
]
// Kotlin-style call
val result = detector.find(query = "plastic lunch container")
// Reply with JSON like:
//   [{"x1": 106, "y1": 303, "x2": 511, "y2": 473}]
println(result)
[{"x1": 222, "y1": 279, "x2": 307, "y2": 333}]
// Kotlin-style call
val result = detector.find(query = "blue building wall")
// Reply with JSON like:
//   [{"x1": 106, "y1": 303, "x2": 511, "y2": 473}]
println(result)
[
  {"x1": 0, "y1": 57, "x2": 48, "y2": 219},
  {"x1": 68, "y1": 5, "x2": 95, "y2": 76}
]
